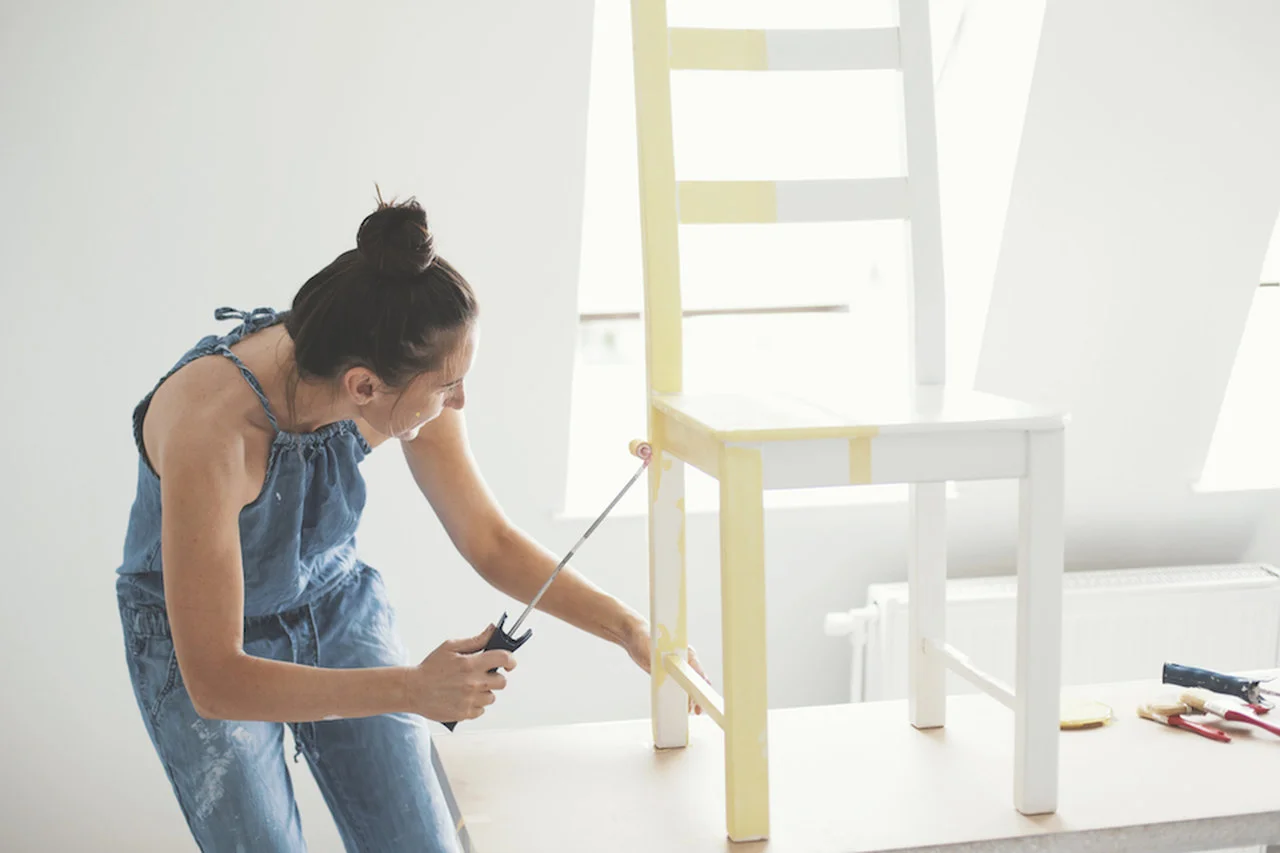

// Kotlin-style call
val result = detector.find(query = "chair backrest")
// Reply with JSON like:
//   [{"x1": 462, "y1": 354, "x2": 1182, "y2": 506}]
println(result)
[{"x1": 627, "y1": 0, "x2": 948, "y2": 404}]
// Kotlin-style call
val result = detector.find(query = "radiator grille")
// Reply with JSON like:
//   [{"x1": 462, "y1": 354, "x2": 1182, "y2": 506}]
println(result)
[{"x1": 838, "y1": 563, "x2": 1280, "y2": 702}]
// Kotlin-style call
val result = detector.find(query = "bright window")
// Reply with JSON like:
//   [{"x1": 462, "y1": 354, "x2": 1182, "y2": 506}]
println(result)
[
  {"x1": 1198, "y1": 220, "x2": 1280, "y2": 492},
  {"x1": 564, "y1": 0, "x2": 973, "y2": 516}
]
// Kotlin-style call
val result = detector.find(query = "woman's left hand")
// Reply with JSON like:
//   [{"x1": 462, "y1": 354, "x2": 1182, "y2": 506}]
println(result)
[{"x1": 620, "y1": 618, "x2": 710, "y2": 716}]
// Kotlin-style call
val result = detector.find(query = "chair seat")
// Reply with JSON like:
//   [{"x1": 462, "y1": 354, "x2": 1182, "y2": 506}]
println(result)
[{"x1": 653, "y1": 385, "x2": 1068, "y2": 443}]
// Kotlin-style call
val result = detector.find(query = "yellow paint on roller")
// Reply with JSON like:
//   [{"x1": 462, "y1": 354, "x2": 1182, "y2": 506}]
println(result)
[
  {"x1": 848, "y1": 435, "x2": 874, "y2": 484},
  {"x1": 678, "y1": 181, "x2": 777, "y2": 224},
  {"x1": 668, "y1": 28, "x2": 768, "y2": 71},
  {"x1": 718, "y1": 444, "x2": 770, "y2": 841}
]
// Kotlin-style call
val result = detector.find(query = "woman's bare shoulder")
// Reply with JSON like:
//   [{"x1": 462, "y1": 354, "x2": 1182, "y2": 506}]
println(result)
[{"x1": 142, "y1": 355, "x2": 274, "y2": 506}]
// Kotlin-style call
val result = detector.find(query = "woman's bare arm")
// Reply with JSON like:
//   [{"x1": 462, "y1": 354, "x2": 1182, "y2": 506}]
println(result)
[{"x1": 402, "y1": 409, "x2": 644, "y2": 646}]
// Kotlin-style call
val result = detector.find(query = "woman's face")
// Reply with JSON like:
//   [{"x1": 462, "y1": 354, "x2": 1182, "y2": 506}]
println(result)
[{"x1": 352, "y1": 323, "x2": 478, "y2": 441}]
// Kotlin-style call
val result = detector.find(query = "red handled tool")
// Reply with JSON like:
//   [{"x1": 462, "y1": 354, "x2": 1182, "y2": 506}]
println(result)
[
  {"x1": 1137, "y1": 701, "x2": 1231, "y2": 743},
  {"x1": 1180, "y1": 688, "x2": 1280, "y2": 738}
]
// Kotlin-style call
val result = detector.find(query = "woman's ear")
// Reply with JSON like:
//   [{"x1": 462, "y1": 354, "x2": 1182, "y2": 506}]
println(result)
[{"x1": 342, "y1": 367, "x2": 380, "y2": 406}]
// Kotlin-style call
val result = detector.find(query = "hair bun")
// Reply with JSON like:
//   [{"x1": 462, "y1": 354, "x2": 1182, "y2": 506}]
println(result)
[{"x1": 356, "y1": 191, "x2": 437, "y2": 277}]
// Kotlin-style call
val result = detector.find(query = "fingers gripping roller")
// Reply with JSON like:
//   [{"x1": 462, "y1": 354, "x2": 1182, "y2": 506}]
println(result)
[{"x1": 441, "y1": 613, "x2": 532, "y2": 731}]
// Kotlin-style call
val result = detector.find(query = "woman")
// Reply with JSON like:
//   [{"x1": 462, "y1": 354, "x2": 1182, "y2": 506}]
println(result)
[{"x1": 115, "y1": 193, "x2": 703, "y2": 852}]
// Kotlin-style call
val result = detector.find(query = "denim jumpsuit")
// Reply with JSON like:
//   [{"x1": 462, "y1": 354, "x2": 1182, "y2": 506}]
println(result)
[{"x1": 115, "y1": 308, "x2": 462, "y2": 852}]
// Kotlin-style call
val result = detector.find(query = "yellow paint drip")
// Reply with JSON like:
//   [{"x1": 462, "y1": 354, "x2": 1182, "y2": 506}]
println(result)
[
  {"x1": 650, "y1": 451, "x2": 675, "y2": 493},
  {"x1": 848, "y1": 436, "x2": 873, "y2": 483},
  {"x1": 653, "y1": 623, "x2": 681, "y2": 690},
  {"x1": 648, "y1": 443, "x2": 687, "y2": 698},
  {"x1": 675, "y1": 496, "x2": 686, "y2": 559},
  {"x1": 652, "y1": 497, "x2": 688, "y2": 692}
]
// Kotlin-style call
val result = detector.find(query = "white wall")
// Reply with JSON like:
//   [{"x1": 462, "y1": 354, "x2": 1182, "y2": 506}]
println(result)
[
  {"x1": 975, "y1": 0, "x2": 1280, "y2": 557},
  {"x1": 4, "y1": 1, "x2": 1280, "y2": 851},
  {"x1": 1246, "y1": 493, "x2": 1280, "y2": 565},
  {"x1": 0, "y1": 2, "x2": 596, "y2": 850}
]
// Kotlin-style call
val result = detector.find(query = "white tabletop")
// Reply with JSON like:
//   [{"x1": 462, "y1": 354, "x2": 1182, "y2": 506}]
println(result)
[{"x1": 433, "y1": 673, "x2": 1280, "y2": 853}]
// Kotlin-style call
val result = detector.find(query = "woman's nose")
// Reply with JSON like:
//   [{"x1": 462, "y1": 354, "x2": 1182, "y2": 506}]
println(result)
[{"x1": 447, "y1": 384, "x2": 466, "y2": 410}]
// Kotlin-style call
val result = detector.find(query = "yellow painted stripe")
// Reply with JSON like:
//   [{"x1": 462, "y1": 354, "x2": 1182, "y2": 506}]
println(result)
[
  {"x1": 655, "y1": 405, "x2": 720, "y2": 478},
  {"x1": 663, "y1": 653, "x2": 726, "y2": 727},
  {"x1": 648, "y1": 420, "x2": 688, "y2": 699},
  {"x1": 651, "y1": 399, "x2": 883, "y2": 443},
  {"x1": 719, "y1": 444, "x2": 769, "y2": 841},
  {"x1": 678, "y1": 181, "x2": 777, "y2": 224},
  {"x1": 631, "y1": 0, "x2": 683, "y2": 395},
  {"x1": 848, "y1": 436, "x2": 874, "y2": 484},
  {"x1": 725, "y1": 425, "x2": 880, "y2": 442},
  {"x1": 669, "y1": 28, "x2": 768, "y2": 71}
]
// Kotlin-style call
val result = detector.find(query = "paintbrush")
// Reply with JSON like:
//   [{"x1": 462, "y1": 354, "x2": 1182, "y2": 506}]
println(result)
[
  {"x1": 1137, "y1": 700, "x2": 1231, "y2": 743},
  {"x1": 1179, "y1": 688, "x2": 1280, "y2": 738}
]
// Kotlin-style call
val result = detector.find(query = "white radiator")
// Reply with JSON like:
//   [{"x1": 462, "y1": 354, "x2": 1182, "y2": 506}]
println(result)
[{"x1": 825, "y1": 563, "x2": 1280, "y2": 703}]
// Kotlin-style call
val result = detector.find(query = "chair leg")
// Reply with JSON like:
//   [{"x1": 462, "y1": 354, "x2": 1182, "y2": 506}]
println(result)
[
  {"x1": 719, "y1": 445, "x2": 769, "y2": 842},
  {"x1": 908, "y1": 481, "x2": 947, "y2": 729},
  {"x1": 649, "y1": 446, "x2": 689, "y2": 750},
  {"x1": 1014, "y1": 428, "x2": 1064, "y2": 815}
]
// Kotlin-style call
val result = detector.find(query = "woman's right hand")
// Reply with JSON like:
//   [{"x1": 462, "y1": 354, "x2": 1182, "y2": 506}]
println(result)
[{"x1": 407, "y1": 625, "x2": 517, "y2": 723}]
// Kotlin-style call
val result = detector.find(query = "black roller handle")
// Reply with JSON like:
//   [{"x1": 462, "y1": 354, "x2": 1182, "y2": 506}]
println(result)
[
  {"x1": 1162, "y1": 662, "x2": 1260, "y2": 704},
  {"x1": 441, "y1": 612, "x2": 532, "y2": 732}
]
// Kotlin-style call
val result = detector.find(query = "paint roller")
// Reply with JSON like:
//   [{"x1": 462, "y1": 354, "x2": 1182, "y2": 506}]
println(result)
[{"x1": 442, "y1": 440, "x2": 653, "y2": 730}]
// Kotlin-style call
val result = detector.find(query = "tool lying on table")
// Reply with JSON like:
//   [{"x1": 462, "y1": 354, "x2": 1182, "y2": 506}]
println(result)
[
  {"x1": 1137, "y1": 699, "x2": 1231, "y2": 743},
  {"x1": 442, "y1": 440, "x2": 654, "y2": 731},
  {"x1": 1163, "y1": 662, "x2": 1278, "y2": 713},
  {"x1": 1180, "y1": 688, "x2": 1280, "y2": 739}
]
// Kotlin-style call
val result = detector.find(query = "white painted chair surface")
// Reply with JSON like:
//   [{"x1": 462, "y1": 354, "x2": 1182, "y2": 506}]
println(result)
[{"x1": 628, "y1": 0, "x2": 1069, "y2": 841}]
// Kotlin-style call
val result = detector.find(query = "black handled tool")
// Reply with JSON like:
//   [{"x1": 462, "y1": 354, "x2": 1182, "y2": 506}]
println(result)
[
  {"x1": 1163, "y1": 662, "x2": 1279, "y2": 707},
  {"x1": 441, "y1": 441, "x2": 653, "y2": 731},
  {"x1": 441, "y1": 613, "x2": 532, "y2": 732}
]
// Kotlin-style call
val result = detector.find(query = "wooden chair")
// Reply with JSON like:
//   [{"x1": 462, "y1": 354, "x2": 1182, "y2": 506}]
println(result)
[{"x1": 629, "y1": 0, "x2": 1069, "y2": 841}]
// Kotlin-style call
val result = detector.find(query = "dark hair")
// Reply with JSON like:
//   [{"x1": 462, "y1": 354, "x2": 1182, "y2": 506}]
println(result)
[{"x1": 284, "y1": 189, "x2": 478, "y2": 392}]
